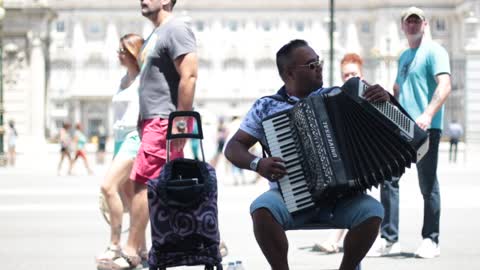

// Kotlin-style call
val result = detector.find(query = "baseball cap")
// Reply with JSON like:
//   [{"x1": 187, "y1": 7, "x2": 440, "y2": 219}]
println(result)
[{"x1": 401, "y1": 6, "x2": 426, "y2": 22}]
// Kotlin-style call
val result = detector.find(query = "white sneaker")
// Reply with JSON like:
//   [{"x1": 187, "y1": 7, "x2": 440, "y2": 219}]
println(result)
[
  {"x1": 415, "y1": 238, "x2": 440, "y2": 259},
  {"x1": 366, "y1": 238, "x2": 402, "y2": 257}
]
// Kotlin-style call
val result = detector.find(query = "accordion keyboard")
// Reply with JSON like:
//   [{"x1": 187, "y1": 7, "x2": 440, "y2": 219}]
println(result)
[{"x1": 263, "y1": 112, "x2": 316, "y2": 214}]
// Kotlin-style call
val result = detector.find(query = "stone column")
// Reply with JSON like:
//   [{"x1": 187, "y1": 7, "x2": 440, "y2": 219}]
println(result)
[
  {"x1": 464, "y1": 11, "x2": 480, "y2": 161},
  {"x1": 344, "y1": 20, "x2": 361, "y2": 55},
  {"x1": 73, "y1": 100, "x2": 81, "y2": 126},
  {"x1": 464, "y1": 46, "x2": 480, "y2": 146},
  {"x1": 29, "y1": 37, "x2": 46, "y2": 141}
]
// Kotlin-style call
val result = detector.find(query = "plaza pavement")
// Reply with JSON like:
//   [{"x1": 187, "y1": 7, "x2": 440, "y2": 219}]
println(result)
[{"x1": 0, "y1": 142, "x2": 479, "y2": 270}]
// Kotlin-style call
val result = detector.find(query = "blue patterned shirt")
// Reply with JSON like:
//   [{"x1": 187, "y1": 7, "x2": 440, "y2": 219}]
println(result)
[{"x1": 239, "y1": 86, "x2": 334, "y2": 189}]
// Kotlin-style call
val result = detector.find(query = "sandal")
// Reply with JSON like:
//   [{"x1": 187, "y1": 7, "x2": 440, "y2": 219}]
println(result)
[
  {"x1": 138, "y1": 249, "x2": 149, "y2": 267},
  {"x1": 312, "y1": 241, "x2": 340, "y2": 253},
  {"x1": 110, "y1": 252, "x2": 141, "y2": 270},
  {"x1": 219, "y1": 241, "x2": 229, "y2": 257},
  {"x1": 96, "y1": 245, "x2": 122, "y2": 263}
]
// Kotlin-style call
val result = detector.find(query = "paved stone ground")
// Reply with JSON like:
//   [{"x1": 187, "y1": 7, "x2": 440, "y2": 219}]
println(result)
[{"x1": 0, "y1": 142, "x2": 479, "y2": 270}]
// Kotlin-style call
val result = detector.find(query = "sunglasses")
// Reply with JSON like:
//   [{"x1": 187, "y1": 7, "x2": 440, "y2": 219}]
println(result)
[
  {"x1": 117, "y1": 47, "x2": 128, "y2": 55},
  {"x1": 297, "y1": 60, "x2": 324, "y2": 70}
]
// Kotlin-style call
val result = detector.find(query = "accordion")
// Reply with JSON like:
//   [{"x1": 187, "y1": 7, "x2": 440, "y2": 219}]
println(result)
[{"x1": 262, "y1": 77, "x2": 429, "y2": 214}]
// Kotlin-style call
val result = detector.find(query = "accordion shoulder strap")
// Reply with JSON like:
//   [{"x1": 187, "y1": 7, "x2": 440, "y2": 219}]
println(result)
[
  {"x1": 260, "y1": 143, "x2": 270, "y2": 158},
  {"x1": 260, "y1": 86, "x2": 298, "y2": 105}
]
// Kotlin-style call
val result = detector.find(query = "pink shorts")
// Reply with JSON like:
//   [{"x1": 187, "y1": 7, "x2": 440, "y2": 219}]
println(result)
[{"x1": 130, "y1": 118, "x2": 184, "y2": 184}]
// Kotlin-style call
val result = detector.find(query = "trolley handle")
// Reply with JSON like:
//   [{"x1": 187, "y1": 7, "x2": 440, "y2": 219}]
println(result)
[
  {"x1": 166, "y1": 111, "x2": 206, "y2": 163},
  {"x1": 167, "y1": 111, "x2": 203, "y2": 140}
]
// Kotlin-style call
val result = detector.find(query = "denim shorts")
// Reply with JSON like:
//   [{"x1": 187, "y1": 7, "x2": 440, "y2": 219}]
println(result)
[
  {"x1": 113, "y1": 131, "x2": 140, "y2": 160},
  {"x1": 250, "y1": 188, "x2": 384, "y2": 230}
]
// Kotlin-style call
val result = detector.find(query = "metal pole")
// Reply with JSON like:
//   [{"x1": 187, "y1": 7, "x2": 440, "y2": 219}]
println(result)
[
  {"x1": 0, "y1": 4, "x2": 6, "y2": 166},
  {"x1": 329, "y1": 0, "x2": 335, "y2": 86}
]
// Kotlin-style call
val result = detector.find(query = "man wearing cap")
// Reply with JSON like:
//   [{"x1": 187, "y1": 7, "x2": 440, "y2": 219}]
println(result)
[{"x1": 369, "y1": 6, "x2": 451, "y2": 259}]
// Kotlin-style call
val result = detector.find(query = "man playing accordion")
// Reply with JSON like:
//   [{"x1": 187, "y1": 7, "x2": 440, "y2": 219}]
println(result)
[{"x1": 225, "y1": 39, "x2": 392, "y2": 270}]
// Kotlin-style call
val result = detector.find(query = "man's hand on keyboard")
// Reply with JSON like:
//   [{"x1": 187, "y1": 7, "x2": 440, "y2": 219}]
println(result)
[{"x1": 257, "y1": 157, "x2": 287, "y2": 181}]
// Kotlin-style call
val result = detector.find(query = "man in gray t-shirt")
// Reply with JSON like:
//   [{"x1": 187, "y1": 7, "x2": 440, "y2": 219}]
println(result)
[
  {"x1": 138, "y1": 16, "x2": 197, "y2": 119},
  {"x1": 115, "y1": 0, "x2": 198, "y2": 268}
]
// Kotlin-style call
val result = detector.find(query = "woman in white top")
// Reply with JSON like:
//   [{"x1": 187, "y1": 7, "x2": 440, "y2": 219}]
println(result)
[{"x1": 97, "y1": 33, "x2": 145, "y2": 265}]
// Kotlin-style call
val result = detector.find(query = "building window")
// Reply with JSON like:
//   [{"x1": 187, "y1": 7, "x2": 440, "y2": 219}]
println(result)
[
  {"x1": 86, "y1": 22, "x2": 105, "y2": 40},
  {"x1": 433, "y1": 18, "x2": 447, "y2": 33},
  {"x1": 223, "y1": 59, "x2": 245, "y2": 70},
  {"x1": 89, "y1": 23, "x2": 100, "y2": 34},
  {"x1": 199, "y1": 59, "x2": 212, "y2": 69},
  {"x1": 261, "y1": 21, "x2": 272, "y2": 31},
  {"x1": 360, "y1": 21, "x2": 370, "y2": 33},
  {"x1": 56, "y1": 21, "x2": 65, "y2": 32},
  {"x1": 195, "y1": 20, "x2": 205, "y2": 32},
  {"x1": 228, "y1": 20, "x2": 238, "y2": 32},
  {"x1": 295, "y1": 21, "x2": 305, "y2": 32}
]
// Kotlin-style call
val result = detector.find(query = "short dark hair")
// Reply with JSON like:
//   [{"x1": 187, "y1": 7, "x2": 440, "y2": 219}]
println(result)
[
  {"x1": 276, "y1": 39, "x2": 308, "y2": 80},
  {"x1": 171, "y1": 0, "x2": 176, "y2": 8}
]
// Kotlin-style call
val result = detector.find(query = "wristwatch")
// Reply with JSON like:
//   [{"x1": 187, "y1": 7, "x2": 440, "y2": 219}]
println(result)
[
  {"x1": 249, "y1": 157, "x2": 261, "y2": 172},
  {"x1": 176, "y1": 120, "x2": 186, "y2": 132}
]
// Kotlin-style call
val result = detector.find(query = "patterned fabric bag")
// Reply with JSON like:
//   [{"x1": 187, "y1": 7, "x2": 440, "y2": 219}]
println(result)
[{"x1": 147, "y1": 111, "x2": 222, "y2": 270}]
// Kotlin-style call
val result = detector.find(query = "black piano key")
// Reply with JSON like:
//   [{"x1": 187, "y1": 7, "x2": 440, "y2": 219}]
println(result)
[
  {"x1": 297, "y1": 200, "x2": 315, "y2": 209},
  {"x1": 280, "y1": 144, "x2": 297, "y2": 153},
  {"x1": 279, "y1": 146, "x2": 297, "y2": 156},
  {"x1": 293, "y1": 188, "x2": 309, "y2": 197},
  {"x1": 296, "y1": 196, "x2": 313, "y2": 205},
  {"x1": 277, "y1": 130, "x2": 291, "y2": 139},
  {"x1": 272, "y1": 116, "x2": 288, "y2": 125},
  {"x1": 274, "y1": 122, "x2": 290, "y2": 132}
]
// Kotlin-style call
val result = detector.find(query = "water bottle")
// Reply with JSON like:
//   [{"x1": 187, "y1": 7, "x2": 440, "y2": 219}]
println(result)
[
  {"x1": 235, "y1": 260, "x2": 245, "y2": 270},
  {"x1": 226, "y1": 261, "x2": 236, "y2": 270}
]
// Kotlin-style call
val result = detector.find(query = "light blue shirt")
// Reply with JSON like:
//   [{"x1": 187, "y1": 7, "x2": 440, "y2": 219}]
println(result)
[{"x1": 395, "y1": 40, "x2": 450, "y2": 130}]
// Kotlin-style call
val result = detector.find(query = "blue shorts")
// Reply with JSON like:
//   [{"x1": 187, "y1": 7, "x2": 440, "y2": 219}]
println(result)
[
  {"x1": 250, "y1": 189, "x2": 384, "y2": 230},
  {"x1": 113, "y1": 131, "x2": 140, "y2": 160}
]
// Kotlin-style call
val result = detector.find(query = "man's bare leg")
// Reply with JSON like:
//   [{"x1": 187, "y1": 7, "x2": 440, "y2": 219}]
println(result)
[
  {"x1": 252, "y1": 208, "x2": 289, "y2": 270},
  {"x1": 340, "y1": 217, "x2": 381, "y2": 270}
]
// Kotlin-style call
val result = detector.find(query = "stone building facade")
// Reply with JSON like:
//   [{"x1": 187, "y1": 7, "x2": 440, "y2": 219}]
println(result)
[{"x1": 2, "y1": 0, "x2": 480, "y2": 146}]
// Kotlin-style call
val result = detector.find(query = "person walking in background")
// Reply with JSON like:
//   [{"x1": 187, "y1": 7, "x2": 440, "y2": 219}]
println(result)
[
  {"x1": 446, "y1": 120, "x2": 463, "y2": 163},
  {"x1": 209, "y1": 117, "x2": 228, "y2": 168},
  {"x1": 114, "y1": 1, "x2": 198, "y2": 269},
  {"x1": 96, "y1": 125, "x2": 107, "y2": 164},
  {"x1": 69, "y1": 123, "x2": 94, "y2": 175},
  {"x1": 369, "y1": 7, "x2": 451, "y2": 259},
  {"x1": 96, "y1": 33, "x2": 145, "y2": 268},
  {"x1": 6, "y1": 120, "x2": 18, "y2": 166},
  {"x1": 314, "y1": 52, "x2": 366, "y2": 254},
  {"x1": 57, "y1": 122, "x2": 73, "y2": 175}
]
